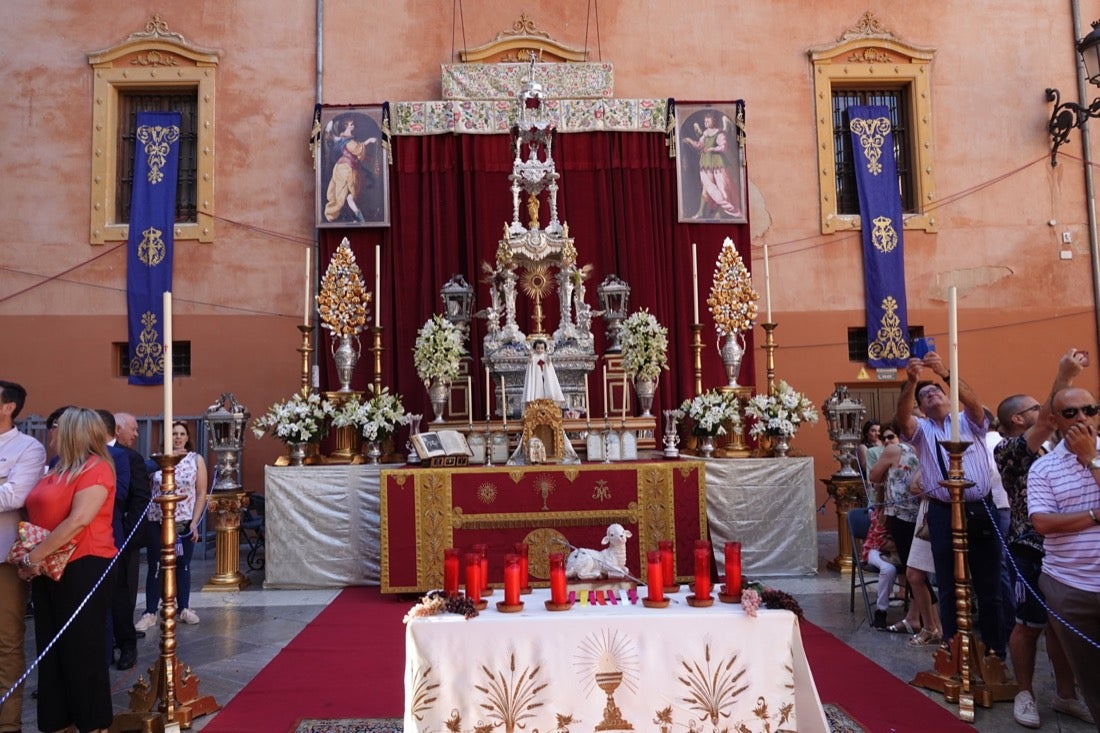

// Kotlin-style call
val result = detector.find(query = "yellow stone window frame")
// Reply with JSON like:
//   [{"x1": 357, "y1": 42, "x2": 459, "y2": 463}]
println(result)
[
  {"x1": 87, "y1": 16, "x2": 218, "y2": 244},
  {"x1": 810, "y1": 13, "x2": 937, "y2": 234}
]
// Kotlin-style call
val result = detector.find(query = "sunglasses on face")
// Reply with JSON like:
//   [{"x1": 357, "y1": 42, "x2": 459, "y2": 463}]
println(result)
[
  {"x1": 1015, "y1": 404, "x2": 1041, "y2": 417},
  {"x1": 882, "y1": 433, "x2": 898, "y2": 440},
  {"x1": 1059, "y1": 404, "x2": 1100, "y2": 419}
]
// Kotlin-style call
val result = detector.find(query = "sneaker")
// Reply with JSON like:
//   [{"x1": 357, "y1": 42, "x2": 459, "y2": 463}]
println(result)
[
  {"x1": 1052, "y1": 695, "x2": 1095, "y2": 724},
  {"x1": 1013, "y1": 690, "x2": 1041, "y2": 729},
  {"x1": 179, "y1": 608, "x2": 200, "y2": 625},
  {"x1": 134, "y1": 612, "x2": 158, "y2": 632}
]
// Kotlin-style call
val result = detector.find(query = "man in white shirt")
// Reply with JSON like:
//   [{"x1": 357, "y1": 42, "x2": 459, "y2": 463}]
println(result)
[
  {"x1": 1029, "y1": 386, "x2": 1100, "y2": 724},
  {"x1": 0, "y1": 381, "x2": 47, "y2": 733}
]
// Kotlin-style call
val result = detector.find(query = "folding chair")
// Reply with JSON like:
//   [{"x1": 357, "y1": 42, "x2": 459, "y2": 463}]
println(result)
[
  {"x1": 240, "y1": 493, "x2": 265, "y2": 570},
  {"x1": 847, "y1": 506, "x2": 878, "y2": 626}
]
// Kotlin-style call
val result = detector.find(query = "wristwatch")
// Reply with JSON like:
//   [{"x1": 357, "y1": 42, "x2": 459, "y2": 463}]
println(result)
[{"x1": 1089, "y1": 457, "x2": 1100, "y2": 470}]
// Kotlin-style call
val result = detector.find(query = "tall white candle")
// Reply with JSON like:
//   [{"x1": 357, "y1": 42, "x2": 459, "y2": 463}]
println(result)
[
  {"x1": 162, "y1": 291, "x2": 173, "y2": 455},
  {"x1": 304, "y1": 247, "x2": 312, "y2": 326},
  {"x1": 603, "y1": 365, "x2": 609, "y2": 419},
  {"x1": 374, "y1": 244, "x2": 381, "y2": 328},
  {"x1": 584, "y1": 373, "x2": 591, "y2": 420},
  {"x1": 763, "y1": 241, "x2": 773, "y2": 323},
  {"x1": 466, "y1": 376, "x2": 473, "y2": 423},
  {"x1": 621, "y1": 372, "x2": 628, "y2": 421},
  {"x1": 485, "y1": 366, "x2": 491, "y2": 419},
  {"x1": 691, "y1": 242, "x2": 700, "y2": 324},
  {"x1": 948, "y1": 285, "x2": 960, "y2": 442},
  {"x1": 500, "y1": 375, "x2": 508, "y2": 430}
]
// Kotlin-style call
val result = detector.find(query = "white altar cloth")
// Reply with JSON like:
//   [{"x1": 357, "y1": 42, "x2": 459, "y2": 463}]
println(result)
[
  {"x1": 705, "y1": 457, "x2": 818, "y2": 577},
  {"x1": 404, "y1": 588, "x2": 828, "y2": 732}
]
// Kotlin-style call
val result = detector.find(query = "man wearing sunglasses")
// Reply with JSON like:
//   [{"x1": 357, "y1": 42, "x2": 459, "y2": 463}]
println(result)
[
  {"x1": 896, "y1": 350, "x2": 1005, "y2": 660},
  {"x1": 994, "y1": 349, "x2": 1091, "y2": 727},
  {"x1": 1028, "y1": 385, "x2": 1100, "y2": 725}
]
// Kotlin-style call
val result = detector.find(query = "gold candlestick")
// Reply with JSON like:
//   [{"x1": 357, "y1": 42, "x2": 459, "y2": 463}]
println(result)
[
  {"x1": 761, "y1": 323, "x2": 777, "y2": 395},
  {"x1": 911, "y1": 440, "x2": 1017, "y2": 719},
  {"x1": 297, "y1": 324, "x2": 314, "y2": 393},
  {"x1": 691, "y1": 324, "x2": 704, "y2": 396},
  {"x1": 370, "y1": 326, "x2": 384, "y2": 396}
]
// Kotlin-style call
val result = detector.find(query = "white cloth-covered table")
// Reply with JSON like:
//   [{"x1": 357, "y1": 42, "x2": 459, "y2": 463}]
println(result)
[
  {"x1": 705, "y1": 457, "x2": 818, "y2": 577},
  {"x1": 404, "y1": 588, "x2": 828, "y2": 732},
  {"x1": 263, "y1": 465, "x2": 382, "y2": 588}
]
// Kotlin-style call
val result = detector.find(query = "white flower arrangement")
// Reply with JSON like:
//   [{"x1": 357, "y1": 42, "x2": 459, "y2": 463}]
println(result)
[
  {"x1": 251, "y1": 390, "x2": 335, "y2": 444},
  {"x1": 620, "y1": 308, "x2": 670, "y2": 380},
  {"x1": 412, "y1": 315, "x2": 466, "y2": 386},
  {"x1": 679, "y1": 390, "x2": 740, "y2": 437},
  {"x1": 743, "y1": 380, "x2": 819, "y2": 439},
  {"x1": 331, "y1": 388, "x2": 410, "y2": 442}
]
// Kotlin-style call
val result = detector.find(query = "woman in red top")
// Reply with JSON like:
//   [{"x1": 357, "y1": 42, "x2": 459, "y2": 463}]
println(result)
[{"x1": 19, "y1": 406, "x2": 116, "y2": 733}]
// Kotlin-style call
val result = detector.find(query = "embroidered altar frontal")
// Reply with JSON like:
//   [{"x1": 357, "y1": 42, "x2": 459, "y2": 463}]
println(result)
[{"x1": 380, "y1": 461, "x2": 707, "y2": 593}]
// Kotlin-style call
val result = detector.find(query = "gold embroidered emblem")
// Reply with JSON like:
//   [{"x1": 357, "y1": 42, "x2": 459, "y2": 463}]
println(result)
[
  {"x1": 849, "y1": 116, "x2": 891, "y2": 175},
  {"x1": 868, "y1": 296, "x2": 911, "y2": 361},
  {"x1": 871, "y1": 216, "x2": 898, "y2": 254},
  {"x1": 477, "y1": 482, "x2": 497, "y2": 504},
  {"x1": 137, "y1": 226, "x2": 167, "y2": 266},
  {"x1": 533, "y1": 475, "x2": 556, "y2": 511},
  {"x1": 576, "y1": 629, "x2": 639, "y2": 730},
  {"x1": 592, "y1": 479, "x2": 611, "y2": 502},
  {"x1": 135, "y1": 124, "x2": 181, "y2": 184},
  {"x1": 129, "y1": 311, "x2": 166, "y2": 378}
]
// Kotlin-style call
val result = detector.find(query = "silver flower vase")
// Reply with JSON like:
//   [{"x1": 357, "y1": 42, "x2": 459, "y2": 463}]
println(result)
[
  {"x1": 287, "y1": 442, "x2": 307, "y2": 466},
  {"x1": 662, "y1": 409, "x2": 681, "y2": 459},
  {"x1": 364, "y1": 440, "x2": 382, "y2": 465},
  {"x1": 332, "y1": 334, "x2": 362, "y2": 392},
  {"x1": 428, "y1": 378, "x2": 449, "y2": 423},
  {"x1": 633, "y1": 376, "x2": 657, "y2": 418},
  {"x1": 773, "y1": 434, "x2": 791, "y2": 457},
  {"x1": 719, "y1": 332, "x2": 746, "y2": 388},
  {"x1": 699, "y1": 435, "x2": 716, "y2": 458}
]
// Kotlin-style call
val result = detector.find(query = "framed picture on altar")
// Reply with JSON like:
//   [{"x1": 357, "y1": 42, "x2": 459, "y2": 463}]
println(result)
[
  {"x1": 315, "y1": 105, "x2": 390, "y2": 227},
  {"x1": 675, "y1": 102, "x2": 747, "y2": 224}
]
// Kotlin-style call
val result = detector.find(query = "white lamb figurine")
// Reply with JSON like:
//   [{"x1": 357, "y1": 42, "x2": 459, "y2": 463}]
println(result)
[{"x1": 565, "y1": 523, "x2": 633, "y2": 580}]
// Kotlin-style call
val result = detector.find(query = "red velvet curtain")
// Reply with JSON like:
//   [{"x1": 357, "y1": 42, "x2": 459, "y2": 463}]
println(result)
[{"x1": 319, "y1": 131, "x2": 752, "y2": 424}]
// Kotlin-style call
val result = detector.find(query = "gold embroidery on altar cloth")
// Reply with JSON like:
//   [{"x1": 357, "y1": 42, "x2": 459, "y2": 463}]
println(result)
[
  {"x1": 591, "y1": 479, "x2": 611, "y2": 501},
  {"x1": 849, "y1": 116, "x2": 891, "y2": 175},
  {"x1": 129, "y1": 311, "x2": 165, "y2": 378},
  {"x1": 868, "y1": 295, "x2": 911, "y2": 361},
  {"x1": 137, "y1": 227, "x2": 166, "y2": 266},
  {"x1": 477, "y1": 482, "x2": 498, "y2": 504},
  {"x1": 871, "y1": 215, "x2": 898, "y2": 254},
  {"x1": 533, "y1": 475, "x2": 557, "y2": 511},
  {"x1": 408, "y1": 664, "x2": 438, "y2": 723},
  {"x1": 136, "y1": 124, "x2": 181, "y2": 184},
  {"x1": 415, "y1": 472, "x2": 452, "y2": 587}
]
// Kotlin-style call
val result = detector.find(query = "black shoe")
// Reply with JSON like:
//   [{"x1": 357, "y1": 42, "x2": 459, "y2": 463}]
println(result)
[
  {"x1": 135, "y1": 630, "x2": 146, "y2": 639},
  {"x1": 117, "y1": 648, "x2": 137, "y2": 671},
  {"x1": 873, "y1": 609, "x2": 888, "y2": 629}
]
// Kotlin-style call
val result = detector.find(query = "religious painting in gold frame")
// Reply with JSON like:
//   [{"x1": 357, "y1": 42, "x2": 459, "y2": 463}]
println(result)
[
  {"x1": 675, "y1": 102, "x2": 747, "y2": 224},
  {"x1": 315, "y1": 105, "x2": 390, "y2": 227}
]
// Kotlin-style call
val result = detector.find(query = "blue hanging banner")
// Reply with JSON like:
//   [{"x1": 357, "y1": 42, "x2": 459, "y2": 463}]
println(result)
[
  {"x1": 849, "y1": 105, "x2": 911, "y2": 368},
  {"x1": 126, "y1": 111, "x2": 181, "y2": 385}
]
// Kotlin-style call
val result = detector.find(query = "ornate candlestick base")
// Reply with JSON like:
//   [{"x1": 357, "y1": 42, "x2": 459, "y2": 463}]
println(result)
[
  {"x1": 761, "y1": 322, "x2": 778, "y2": 395},
  {"x1": 201, "y1": 491, "x2": 250, "y2": 591},
  {"x1": 822, "y1": 476, "x2": 866, "y2": 573},
  {"x1": 297, "y1": 324, "x2": 314, "y2": 393},
  {"x1": 910, "y1": 441, "x2": 1018, "y2": 720},
  {"x1": 690, "y1": 324, "x2": 704, "y2": 396}
]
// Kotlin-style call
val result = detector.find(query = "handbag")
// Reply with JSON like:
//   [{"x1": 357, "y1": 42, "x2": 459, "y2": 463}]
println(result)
[
  {"x1": 6, "y1": 521, "x2": 77, "y2": 581},
  {"x1": 915, "y1": 514, "x2": 931, "y2": 541}
]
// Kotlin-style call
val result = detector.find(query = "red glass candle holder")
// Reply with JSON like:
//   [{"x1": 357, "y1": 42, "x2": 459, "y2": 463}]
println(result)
[
  {"x1": 643, "y1": 550, "x2": 669, "y2": 608},
  {"x1": 497, "y1": 553, "x2": 524, "y2": 612},
  {"x1": 720, "y1": 541, "x2": 742, "y2": 603},
  {"x1": 658, "y1": 539, "x2": 680, "y2": 592},
  {"x1": 546, "y1": 552, "x2": 571, "y2": 610},
  {"x1": 464, "y1": 552, "x2": 484, "y2": 607},
  {"x1": 472, "y1": 543, "x2": 493, "y2": 596},
  {"x1": 443, "y1": 547, "x2": 460, "y2": 596},
  {"x1": 514, "y1": 542, "x2": 531, "y2": 594},
  {"x1": 688, "y1": 546, "x2": 713, "y2": 606}
]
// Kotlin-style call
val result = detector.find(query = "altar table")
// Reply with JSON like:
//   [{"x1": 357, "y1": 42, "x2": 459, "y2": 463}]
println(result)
[
  {"x1": 381, "y1": 461, "x2": 706, "y2": 593},
  {"x1": 404, "y1": 588, "x2": 829, "y2": 732},
  {"x1": 705, "y1": 456, "x2": 818, "y2": 577}
]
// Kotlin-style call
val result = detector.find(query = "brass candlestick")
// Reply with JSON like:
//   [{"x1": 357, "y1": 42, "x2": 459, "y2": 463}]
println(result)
[
  {"x1": 297, "y1": 324, "x2": 314, "y2": 393},
  {"x1": 761, "y1": 322, "x2": 777, "y2": 395},
  {"x1": 691, "y1": 323, "x2": 704, "y2": 396},
  {"x1": 370, "y1": 325, "x2": 384, "y2": 397},
  {"x1": 117, "y1": 454, "x2": 219, "y2": 732},
  {"x1": 911, "y1": 440, "x2": 1017, "y2": 720}
]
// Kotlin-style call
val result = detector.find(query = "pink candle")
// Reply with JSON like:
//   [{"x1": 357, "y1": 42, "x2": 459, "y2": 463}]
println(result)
[
  {"x1": 503, "y1": 554, "x2": 521, "y2": 606},
  {"x1": 549, "y1": 553, "x2": 567, "y2": 604},
  {"x1": 658, "y1": 540, "x2": 675, "y2": 587},
  {"x1": 646, "y1": 551, "x2": 665, "y2": 602},
  {"x1": 514, "y1": 542, "x2": 530, "y2": 592},
  {"x1": 724, "y1": 541, "x2": 742, "y2": 596},
  {"x1": 694, "y1": 546, "x2": 712, "y2": 601},
  {"x1": 443, "y1": 548, "x2": 460, "y2": 596},
  {"x1": 464, "y1": 552, "x2": 481, "y2": 603}
]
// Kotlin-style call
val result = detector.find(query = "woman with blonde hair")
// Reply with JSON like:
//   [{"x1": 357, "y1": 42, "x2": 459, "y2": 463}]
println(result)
[{"x1": 19, "y1": 406, "x2": 117, "y2": 733}]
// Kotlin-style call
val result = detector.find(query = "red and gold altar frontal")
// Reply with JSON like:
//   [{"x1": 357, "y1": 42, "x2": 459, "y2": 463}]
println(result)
[{"x1": 380, "y1": 460, "x2": 706, "y2": 593}]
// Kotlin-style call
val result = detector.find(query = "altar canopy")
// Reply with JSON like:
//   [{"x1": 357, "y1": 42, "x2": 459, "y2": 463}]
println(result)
[
  {"x1": 316, "y1": 56, "x2": 753, "y2": 422},
  {"x1": 405, "y1": 591, "x2": 830, "y2": 732}
]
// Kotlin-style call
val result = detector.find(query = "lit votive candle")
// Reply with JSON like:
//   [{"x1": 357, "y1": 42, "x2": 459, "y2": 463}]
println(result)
[
  {"x1": 549, "y1": 553, "x2": 568, "y2": 605},
  {"x1": 646, "y1": 551, "x2": 665, "y2": 603},
  {"x1": 694, "y1": 546, "x2": 712, "y2": 601},
  {"x1": 513, "y1": 542, "x2": 530, "y2": 594},
  {"x1": 443, "y1": 547, "x2": 460, "y2": 596},
  {"x1": 464, "y1": 552, "x2": 481, "y2": 604},
  {"x1": 503, "y1": 553, "x2": 521, "y2": 606},
  {"x1": 658, "y1": 540, "x2": 675, "y2": 589},
  {"x1": 724, "y1": 541, "x2": 742, "y2": 598},
  {"x1": 473, "y1": 543, "x2": 491, "y2": 596}
]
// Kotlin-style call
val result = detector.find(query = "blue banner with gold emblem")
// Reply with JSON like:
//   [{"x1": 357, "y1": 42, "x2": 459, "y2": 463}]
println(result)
[
  {"x1": 849, "y1": 105, "x2": 910, "y2": 368},
  {"x1": 126, "y1": 111, "x2": 181, "y2": 385}
]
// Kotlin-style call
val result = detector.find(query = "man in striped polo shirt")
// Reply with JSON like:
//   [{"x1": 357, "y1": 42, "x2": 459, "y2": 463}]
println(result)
[{"x1": 1029, "y1": 386, "x2": 1100, "y2": 724}]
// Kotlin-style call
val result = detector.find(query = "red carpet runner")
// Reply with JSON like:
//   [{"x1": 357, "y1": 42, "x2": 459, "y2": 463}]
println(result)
[{"x1": 203, "y1": 587, "x2": 975, "y2": 733}]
